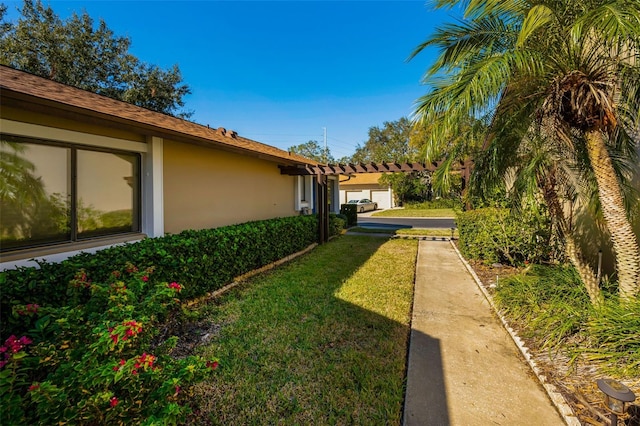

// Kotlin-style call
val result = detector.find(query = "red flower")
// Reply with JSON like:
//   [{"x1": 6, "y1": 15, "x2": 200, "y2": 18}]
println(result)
[
  {"x1": 206, "y1": 360, "x2": 219, "y2": 370},
  {"x1": 28, "y1": 384, "x2": 40, "y2": 392},
  {"x1": 1, "y1": 335, "x2": 33, "y2": 358},
  {"x1": 142, "y1": 276, "x2": 149, "y2": 282},
  {"x1": 110, "y1": 396, "x2": 119, "y2": 407},
  {"x1": 168, "y1": 282, "x2": 182, "y2": 292}
]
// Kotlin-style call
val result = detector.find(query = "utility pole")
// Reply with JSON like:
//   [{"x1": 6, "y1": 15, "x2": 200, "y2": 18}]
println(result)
[{"x1": 323, "y1": 127, "x2": 327, "y2": 163}]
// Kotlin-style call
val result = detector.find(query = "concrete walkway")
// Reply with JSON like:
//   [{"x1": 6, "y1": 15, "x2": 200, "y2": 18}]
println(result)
[{"x1": 403, "y1": 240, "x2": 565, "y2": 426}]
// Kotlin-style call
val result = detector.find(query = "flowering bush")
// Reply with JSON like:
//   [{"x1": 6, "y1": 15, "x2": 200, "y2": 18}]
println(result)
[{"x1": 0, "y1": 265, "x2": 219, "y2": 425}]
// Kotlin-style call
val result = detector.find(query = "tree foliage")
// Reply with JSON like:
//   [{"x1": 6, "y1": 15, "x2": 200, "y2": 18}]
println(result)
[
  {"x1": 288, "y1": 140, "x2": 334, "y2": 163},
  {"x1": 0, "y1": 0, "x2": 192, "y2": 118},
  {"x1": 350, "y1": 117, "x2": 419, "y2": 164},
  {"x1": 411, "y1": 0, "x2": 640, "y2": 301},
  {"x1": 378, "y1": 172, "x2": 429, "y2": 206}
]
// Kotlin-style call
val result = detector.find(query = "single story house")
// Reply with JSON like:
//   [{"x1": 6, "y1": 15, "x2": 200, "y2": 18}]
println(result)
[
  {"x1": 339, "y1": 172, "x2": 394, "y2": 210},
  {"x1": 0, "y1": 65, "x2": 340, "y2": 270}
]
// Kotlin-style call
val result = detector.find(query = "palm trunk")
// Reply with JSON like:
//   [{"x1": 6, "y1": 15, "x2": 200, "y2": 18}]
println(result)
[
  {"x1": 542, "y1": 172, "x2": 603, "y2": 305},
  {"x1": 563, "y1": 234, "x2": 602, "y2": 305},
  {"x1": 585, "y1": 131, "x2": 640, "y2": 300}
]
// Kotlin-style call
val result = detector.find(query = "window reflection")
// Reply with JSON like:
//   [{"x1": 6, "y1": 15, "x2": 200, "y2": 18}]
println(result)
[
  {"x1": 1, "y1": 137, "x2": 140, "y2": 252},
  {"x1": 0, "y1": 140, "x2": 71, "y2": 249},
  {"x1": 77, "y1": 150, "x2": 137, "y2": 238}
]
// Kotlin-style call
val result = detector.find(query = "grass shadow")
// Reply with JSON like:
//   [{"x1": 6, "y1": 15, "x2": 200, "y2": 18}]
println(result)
[
  {"x1": 182, "y1": 235, "x2": 448, "y2": 425},
  {"x1": 403, "y1": 331, "x2": 449, "y2": 425}
]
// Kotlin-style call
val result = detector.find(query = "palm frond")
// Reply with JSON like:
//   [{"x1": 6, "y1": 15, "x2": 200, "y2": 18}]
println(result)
[
  {"x1": 411, "y1": 15, "x2": 519, "y2": 75},
  {"x1": 571, "y1": 1, "x2": 640, "y2": 43},
  {"x1": 517, "y1": 4, "x2": 554, "y2": 47}
]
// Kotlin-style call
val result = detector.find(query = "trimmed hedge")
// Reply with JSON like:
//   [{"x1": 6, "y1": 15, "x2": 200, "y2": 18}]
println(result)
[
  {"x1": 1, "y1": 214, "x2": 343, "y2": 337},
  {"x1": 455, "y1": 207, "x2": 553, "y2": 266}
]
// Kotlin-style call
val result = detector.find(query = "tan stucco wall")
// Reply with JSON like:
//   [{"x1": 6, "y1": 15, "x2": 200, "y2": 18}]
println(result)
[{"x1": 163, "y1": 140, "x2": 298, "y2": 234}]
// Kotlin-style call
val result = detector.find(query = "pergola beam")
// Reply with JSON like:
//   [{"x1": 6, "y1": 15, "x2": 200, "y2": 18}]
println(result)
[
  {"x1": 280, "y1": 160, "x2": 474, "y2": 245},
  {"x1": 279, "y1": 161, "x2": 471, "y2": 176}
]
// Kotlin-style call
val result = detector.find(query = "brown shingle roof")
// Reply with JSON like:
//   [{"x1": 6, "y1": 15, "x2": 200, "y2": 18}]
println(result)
[{"x1": 0, "y1": 65, "x2": 316, "y2": 166}]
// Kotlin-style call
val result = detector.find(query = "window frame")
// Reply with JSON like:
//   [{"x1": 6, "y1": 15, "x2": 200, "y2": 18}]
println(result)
[{"x1": 0, "y1": 134, "x2": 142, "y2": 253}]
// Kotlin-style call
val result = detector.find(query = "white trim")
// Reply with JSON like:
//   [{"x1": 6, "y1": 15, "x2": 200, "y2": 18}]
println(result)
[
  {"x1": 0, "y1": 119, "x2": 148, "y2": 153},
  {"x1": 294, "y1": 175, "x2": 312, "y2": 212},
  {"x1": 142, "y1": 136, "x2": 164, "y2": 237},
  {"x1": 328, "y1": 176, "x2": 340, "y2": 213}
]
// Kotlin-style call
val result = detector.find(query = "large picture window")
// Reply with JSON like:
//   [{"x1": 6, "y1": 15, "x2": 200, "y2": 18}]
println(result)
[{"x1": 1, "y1": 136, "x2": 140, "y2": 252}]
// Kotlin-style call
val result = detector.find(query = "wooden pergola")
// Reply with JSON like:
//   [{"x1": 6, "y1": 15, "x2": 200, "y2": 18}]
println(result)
[{"x1": 280, "y1": 160, "x2": 473, "y2": 243}]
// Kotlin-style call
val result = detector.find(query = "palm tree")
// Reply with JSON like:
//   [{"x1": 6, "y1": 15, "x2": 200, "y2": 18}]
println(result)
[
  {"x1": 411, "y1": 0, "x2": 640, "y2": 301},
  {"x1": 510, "y1": 131, "x2": 605, "y2": 304}
]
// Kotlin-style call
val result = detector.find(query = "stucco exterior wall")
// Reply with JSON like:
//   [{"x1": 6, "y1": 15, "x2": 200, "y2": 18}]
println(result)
[{"x1": 163, "y1": 139, "x2": 298, "y2": 233}]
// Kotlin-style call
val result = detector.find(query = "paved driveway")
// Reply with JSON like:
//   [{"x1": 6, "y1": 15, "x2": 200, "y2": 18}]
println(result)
[{"x1": 356, "y1": 212, "x2": 455, "y2": 230}]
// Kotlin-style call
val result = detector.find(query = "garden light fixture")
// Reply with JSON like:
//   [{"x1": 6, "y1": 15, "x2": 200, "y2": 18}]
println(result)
[{"x1": 597, "y1": 378, "x2": 636, "y2": 425}]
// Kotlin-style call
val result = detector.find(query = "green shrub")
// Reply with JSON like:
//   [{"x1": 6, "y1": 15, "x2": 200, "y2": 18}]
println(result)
[
  {"x1": 455, "y1": 207, "x2": 553, "y2": 266},
  {"x1": 0, "y1": 265, "x2": 218, "y2": 425},
  {"x1": 1, "y1": 215, "x2": 319, "y2": 337},
  {"x1": 581, "y1": 297, "x2": 640, "y2": 376},
  {"x1": 0, "y1": 214, "x2": 344, "y2": 424},
  {"x1": 339, "y1": 204, "x2": 358, "y2": 227},
  {"x1": 329, "y1": 213, "x2": 347, "y2": 236},
  {"x1": 494, "y1": 265, "x2": 591, "y2": 348},
  {"x1": 494, "y1": 265, "x2": 640, "y2": 376}
]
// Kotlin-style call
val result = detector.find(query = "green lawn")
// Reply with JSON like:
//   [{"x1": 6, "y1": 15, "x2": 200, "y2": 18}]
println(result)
[
  {"x1": 371, "y1": 208, "x2": 457, "y2": 217},
  {"x1": 189, "y1": 235, "x2": 417, "y2": 425}
]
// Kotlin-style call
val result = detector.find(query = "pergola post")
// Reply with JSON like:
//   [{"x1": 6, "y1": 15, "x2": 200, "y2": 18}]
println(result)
[{"x1": 316, "y1": 173, "x2": 329, "y2": 244}]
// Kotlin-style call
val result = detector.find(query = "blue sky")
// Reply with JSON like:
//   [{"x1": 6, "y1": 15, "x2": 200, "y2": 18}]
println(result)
[{"x1": 3, "y1": 1, "x2": 455, "y2": 159}]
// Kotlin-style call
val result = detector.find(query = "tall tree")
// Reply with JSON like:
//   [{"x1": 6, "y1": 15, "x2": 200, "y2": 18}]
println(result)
[
  {"x1": 351, "y1": 117, "x2": 419, "y2": 163},
  {"x1": 411, "y1": 0, "x2": 640, "y2": 301},
  {"x1": 288, "y1": 140, "x2": 334, "y2": 163},
  {"x1": 0, "y1": 0, "x2": 192, "y2": 118}
]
